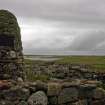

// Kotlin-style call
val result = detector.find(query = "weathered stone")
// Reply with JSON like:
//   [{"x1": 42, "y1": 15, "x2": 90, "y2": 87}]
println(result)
[
  {"x1": 18, "y1": 101, "x2": 28, "y2": 105},
  {"x1": 61, "y1": 80, "x2": 80, "y2": 88},
  {"x1": 92, "y1": 88, "x2": 105, "y2": 99},
  {"x1": 25, "y1": 62, "x2": 105, "y2": 82},
  {"x1": 0, "y1": 100, "x2": 14, "y2": 105},
  {"x1": 0, "y1": 80, "x2": 104, "y2": 105},
  {"x1": 3, "y1": 86, "x2": 30, "y2": 101},
  {"x1": 79, "y1": 84, "x2": 96, "y2": 98},
  {"x1": 47, "y1": 82, "x2": 61, "y2": 96},
  {"x1": 29, "y1": 86, "x2": 36, "y2": 93},
  {"x1": 26, "y1": 82, "x2": 37, "y2": 93},
  {"x1": 83, "y1": 72, "x2": 93, "y2": 79},
  {"x1": 58, "y1": 87, "x2": 78, "y2": 104},
  {"x1": 36, "y1": 80, "x2": 48, "y2": 92},
  {"x1": 0, "y1": 80, "x2": 12, "y2": 90},
  {"x1": 28, "y1": 91, "x2": 48, "y2": 105},
  {"x1": 48, "y1": 96, "x2": 58, "y2": 105},
  {"x1": 72, "y1": 99, "x2": 88, "y2": 105},
  {"x1": 90, "y1": 99, "x2": 105, "y2": 105},
  {"x1": 17, "y1": 77, "x2": 24, "y2": 83},
  {"x1": 0, "y1": 10, "x2": 24, "y2": 80}
]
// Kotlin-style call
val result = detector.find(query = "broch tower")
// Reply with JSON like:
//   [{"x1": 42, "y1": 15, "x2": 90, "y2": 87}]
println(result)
[{"x1": 0, "y1": 10, "x2": 24, "y2": 80}]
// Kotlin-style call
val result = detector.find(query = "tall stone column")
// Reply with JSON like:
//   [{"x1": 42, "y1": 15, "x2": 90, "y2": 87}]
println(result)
[{"x1": 0, "y1": 10, "x2": 25, "y2": 80}]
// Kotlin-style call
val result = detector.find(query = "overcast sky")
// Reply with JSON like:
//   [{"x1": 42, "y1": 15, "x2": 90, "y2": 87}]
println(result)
[{"x1": 0, "y1": 0, "x2": 105, "y2": 55}]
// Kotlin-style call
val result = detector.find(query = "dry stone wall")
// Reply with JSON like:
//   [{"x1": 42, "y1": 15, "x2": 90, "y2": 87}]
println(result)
[
  {"x1": 0, "y1": 80, "x2": 105, "y2": 105},
  {"x1": 25, "y1": 62, "x2": 105, "y2": 83}
]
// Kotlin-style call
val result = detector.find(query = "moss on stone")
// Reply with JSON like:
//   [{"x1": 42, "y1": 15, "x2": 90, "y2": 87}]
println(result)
[{"x1": 0, "y1": 10, "x2": 22, "y2": 51}]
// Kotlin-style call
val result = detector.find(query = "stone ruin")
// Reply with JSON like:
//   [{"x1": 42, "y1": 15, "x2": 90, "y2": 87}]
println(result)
[
  {"x1": 0, "y1": 10, "x2": 105, "y2": 105},
  {"x1": 0, "y1": 10, "x2": 24, "y2": 80}
]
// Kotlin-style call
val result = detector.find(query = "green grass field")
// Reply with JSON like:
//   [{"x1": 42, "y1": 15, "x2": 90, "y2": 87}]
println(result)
[
  {"x1": 56, "y1": 56, "x2": 105, "y2": 64},
  {"x1": 55, "y1": 56, "x2": 105, "y2": 72},
  {"x1": 24, "y1": 56, "x2": 105, "y2": 72}
]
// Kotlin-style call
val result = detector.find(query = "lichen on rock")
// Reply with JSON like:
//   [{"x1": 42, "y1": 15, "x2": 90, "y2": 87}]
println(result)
[
  {"x1": 0, "y1": 10, "x2": 22, "y2": 51},
  {"x1": 0, "y1": 10, "x2": 24, "y2": 80}
]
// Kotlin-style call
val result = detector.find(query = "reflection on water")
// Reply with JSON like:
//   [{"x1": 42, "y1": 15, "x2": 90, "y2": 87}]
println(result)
[{"x1": 24, "y1": 55, "x2": 61, "y2": 61}]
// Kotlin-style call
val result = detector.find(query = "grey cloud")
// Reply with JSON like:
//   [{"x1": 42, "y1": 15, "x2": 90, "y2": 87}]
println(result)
[
  {"x1": 0, "y1": 0, "x2": 105, "y2": 55},
  {"x1": 23, "y1": 33, "x2": 73, "y2": 50},
  {"x1": 0, "y1": 0, "x2": 105, "y2": 23},
  {"x1": 95, "y1": 41, "x2": 105, "y2": 51},
  {"x1": 0, "y1": 0, "x2": 105, "y2": 27},
  {"x1": 68, "y1": 31, "x2": 105, "y2": 51}
]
